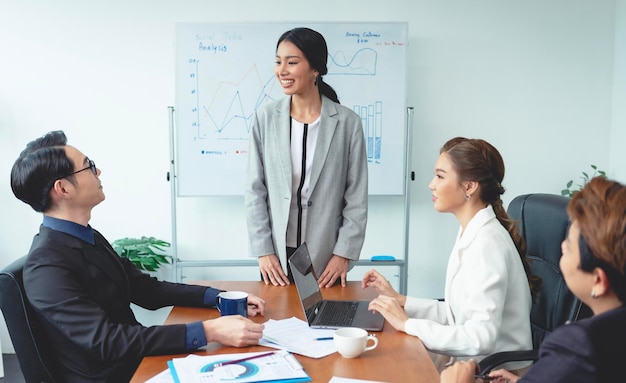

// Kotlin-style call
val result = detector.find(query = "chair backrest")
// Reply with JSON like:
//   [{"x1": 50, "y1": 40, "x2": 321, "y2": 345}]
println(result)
[
  {"x1": 508, "y1": 193, "x2": 593, "y2": 350},
  {"x1": 0, "y1": 256, "x2": 58, "y2": 383}
]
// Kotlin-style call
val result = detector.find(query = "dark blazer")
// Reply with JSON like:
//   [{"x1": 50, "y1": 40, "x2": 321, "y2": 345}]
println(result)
[
  {"x1": 23, "y1": 225, "x2": 218, "y2": 383},
  {"x1": 520, "y1": 306, "x2": 626, "y2": 382}
]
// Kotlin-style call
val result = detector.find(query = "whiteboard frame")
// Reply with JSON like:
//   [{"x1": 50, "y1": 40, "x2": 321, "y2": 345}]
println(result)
[
  {"x1": 168, "y1": 106, "x2": 414, "y2": 294},
  {"x1": 169, "y1": 21, "x2": 411, "y2": 293}
]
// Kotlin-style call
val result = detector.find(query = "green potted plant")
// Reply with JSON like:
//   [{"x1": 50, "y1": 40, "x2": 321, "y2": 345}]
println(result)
[
  {"x1": 111, "y1": 236, "x2": 172, "y2": 271},
  {"x1": 561, "y1": 164, "x2": 606, "y2": 197}
]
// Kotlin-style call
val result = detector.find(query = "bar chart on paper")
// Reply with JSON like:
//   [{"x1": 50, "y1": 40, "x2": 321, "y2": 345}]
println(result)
[{"x1": 175, "y1": 22, "x2": 407, "y2": 196}]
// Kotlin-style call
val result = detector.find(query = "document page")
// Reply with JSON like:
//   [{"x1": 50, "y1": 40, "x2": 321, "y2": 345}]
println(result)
[
  {"x1": 260, "y1": 317, "x2": 337, "y2": 358},
  {"x1": 168, "y1": 350, "x2": 310, "y2": 383}
]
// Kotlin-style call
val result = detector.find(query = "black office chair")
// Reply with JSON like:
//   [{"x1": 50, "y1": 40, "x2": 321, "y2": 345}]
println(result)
[
  {"x1": 478, "y1": 193, "x2": 593, "y2": 374},
  {"x1": 0, "y1": 256, "x2": 58, "y2": 383}
]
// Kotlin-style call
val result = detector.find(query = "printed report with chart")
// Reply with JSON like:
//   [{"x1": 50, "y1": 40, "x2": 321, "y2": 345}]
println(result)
[{"x1": 167, "y1": 350, "x2": 311, "y2": 383}]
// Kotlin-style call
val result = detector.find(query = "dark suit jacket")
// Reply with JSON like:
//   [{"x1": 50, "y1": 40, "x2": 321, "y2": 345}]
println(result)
[
  {"x1": 520, "y1": 306, "x2": 626, "y2": 382},
  {"x1": 23, "y1": 225, "x2": 218, "y2": 382}
]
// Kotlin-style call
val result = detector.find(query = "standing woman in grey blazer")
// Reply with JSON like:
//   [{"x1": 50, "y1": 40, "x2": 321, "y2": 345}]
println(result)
[{"x1": 245, "y1": 27, "x2": 368, "y2": 288}]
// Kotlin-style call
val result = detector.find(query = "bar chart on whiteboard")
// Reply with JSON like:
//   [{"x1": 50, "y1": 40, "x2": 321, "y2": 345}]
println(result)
[{"x1": 175, "y1": 22, "x2": 407, "y2": 196}]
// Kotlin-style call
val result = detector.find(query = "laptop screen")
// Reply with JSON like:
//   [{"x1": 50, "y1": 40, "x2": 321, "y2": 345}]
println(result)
[{"x1": 288, "y1": 243, "x2": 324, "y2": 323}]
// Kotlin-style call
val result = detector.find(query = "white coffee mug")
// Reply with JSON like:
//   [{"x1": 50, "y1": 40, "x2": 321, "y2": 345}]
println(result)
[{"x1": 333, "y1": 327, "x2": 378, "y2": 358}]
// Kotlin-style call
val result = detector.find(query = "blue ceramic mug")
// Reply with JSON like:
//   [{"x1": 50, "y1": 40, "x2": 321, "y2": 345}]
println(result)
[{"x1": 216, "y1": 291, "x2": 248, "y2": 317}]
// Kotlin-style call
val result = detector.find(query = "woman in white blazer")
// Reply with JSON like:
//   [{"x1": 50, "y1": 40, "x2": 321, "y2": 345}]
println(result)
[
  {"x1": 442, "y1": 176, "x2": 626, "y2": 383},
  {"x1": 362, "y1": 137, "x2": 538, "y2": 366},
  {"x1": 245, "y1": 27, "x2": 368, "y2": 288}
]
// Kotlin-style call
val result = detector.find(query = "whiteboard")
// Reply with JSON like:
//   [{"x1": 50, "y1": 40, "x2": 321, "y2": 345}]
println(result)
[{"x1": 175, "y1": 22, "x2": 407, "y2": 196}]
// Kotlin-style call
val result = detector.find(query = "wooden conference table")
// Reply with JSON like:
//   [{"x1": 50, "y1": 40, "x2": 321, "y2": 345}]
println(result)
[{"x1": 131, "y1": 281, "x2": 442, "y2": 383}]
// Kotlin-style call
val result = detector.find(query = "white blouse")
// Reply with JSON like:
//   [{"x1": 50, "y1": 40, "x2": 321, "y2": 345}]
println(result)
[{"x1": 286, "y1": 116, "x2": 320, "y2": 248}]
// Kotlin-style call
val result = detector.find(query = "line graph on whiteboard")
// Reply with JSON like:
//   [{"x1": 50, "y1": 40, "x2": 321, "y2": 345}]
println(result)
[
  {"x1": 187, "y1": 60, "x2": 282, "y2": 141},
  {"x1": 175, "y1": 23, "x2": 407, "y2": 196},
  {"x1": 181, "y1": 53, "x2": 385, "y2": 164}
]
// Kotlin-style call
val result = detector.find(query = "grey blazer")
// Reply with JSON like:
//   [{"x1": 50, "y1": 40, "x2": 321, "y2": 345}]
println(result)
[{"x1": 245, "y1": 95, "x2": 368, "y2": 275}]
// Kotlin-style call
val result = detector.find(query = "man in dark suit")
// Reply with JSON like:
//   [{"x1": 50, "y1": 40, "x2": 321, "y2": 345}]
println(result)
[{"x1": 10, "y1": 130, "x2": 266, "y2": 382}]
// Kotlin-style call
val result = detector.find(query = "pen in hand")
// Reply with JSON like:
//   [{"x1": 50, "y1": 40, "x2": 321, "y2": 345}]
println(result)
[{"x1": 215, "y1": 351, "x2": 276, "y2": 367}]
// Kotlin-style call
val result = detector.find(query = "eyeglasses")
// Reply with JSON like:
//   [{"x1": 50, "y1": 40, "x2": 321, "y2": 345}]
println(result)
[{"x1": 60, "y1": 159, "x2": 97, "y2": 179}]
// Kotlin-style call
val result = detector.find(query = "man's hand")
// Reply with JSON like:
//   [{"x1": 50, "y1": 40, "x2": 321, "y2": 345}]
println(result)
[
  {"x1": 202, "y1": 316, "x2": 264, "y2": 347},
  {"x1": 246, "y1": 293, "x2": 266, "y2": 317}
]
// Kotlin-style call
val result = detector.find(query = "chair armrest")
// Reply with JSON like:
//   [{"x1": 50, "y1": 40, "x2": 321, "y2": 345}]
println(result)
[{"x1": 478, "y1": 349, "x2": 538, "y2": 375}]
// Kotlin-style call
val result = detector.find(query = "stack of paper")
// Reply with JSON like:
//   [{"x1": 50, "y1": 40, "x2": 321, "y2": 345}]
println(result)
[
  {"x1": 260, "y1": 317, "x2": 337, "y2": 358},
  {"x1": 167, "y1": 350, "x2": 310, "y2": 383}
]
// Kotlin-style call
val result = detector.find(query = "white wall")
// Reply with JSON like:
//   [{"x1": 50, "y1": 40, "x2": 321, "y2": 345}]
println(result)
[
  {"x1": 0, "y1": 0, "x2": 621, "y2": 353},
  {"x1": 611, "y1": 0, "x2": 626, "y2": 181}
]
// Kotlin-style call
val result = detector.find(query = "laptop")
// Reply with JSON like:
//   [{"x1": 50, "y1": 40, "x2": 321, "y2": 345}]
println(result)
[{"x1": 288, "y1": 243, "x2": 385, "y2": 331}]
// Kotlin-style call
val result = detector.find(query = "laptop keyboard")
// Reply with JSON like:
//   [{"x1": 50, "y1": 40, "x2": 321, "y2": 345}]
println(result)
[{"x1": 317, "y1": 301, "x2": 358, "y2": 326}]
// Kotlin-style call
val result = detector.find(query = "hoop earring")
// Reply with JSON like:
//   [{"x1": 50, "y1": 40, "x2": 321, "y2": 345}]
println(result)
[{"x1": 465, "y1": 194, "x2": 471, "y2": 201}]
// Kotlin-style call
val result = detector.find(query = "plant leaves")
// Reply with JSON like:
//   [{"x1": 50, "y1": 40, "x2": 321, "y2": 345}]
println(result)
[
  {"x1": 111, "y1": 237, "x2": 172, "y2": 270},
  {"x1": 581, "y1": 171, "x2": 589, "y2": 180},
  {"x1": 562, "y1": 164, "x2": 606, "y2": 197}
]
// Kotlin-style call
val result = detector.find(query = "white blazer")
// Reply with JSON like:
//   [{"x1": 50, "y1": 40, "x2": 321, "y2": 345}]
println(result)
[
  {"x1": 403, "y1": 205, "x2": 532, "y2": 361},
  {"x1": 245, "y1": 95, "x2": 368, "y2": 275}
]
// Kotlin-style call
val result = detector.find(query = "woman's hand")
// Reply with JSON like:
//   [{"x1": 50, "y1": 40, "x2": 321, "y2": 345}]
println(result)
[
  {"x1": 317, "y1": 255, "x2": 349, "y2": 288},
  {"x1": 361, "y1": 269, "x2": 405, "y2": 304},
  {"x1": 488, "y1": 369, "x2": 520, "y2": 383},
  {"x1": 367, "y1": 294, "x2": 408, "y2": 331},
  {"x1": 258, "y1": 254, "x2": 289, "y2": 286},
  {"x1": 440, "y1": 360, "x2": 478, "y2": 383}
]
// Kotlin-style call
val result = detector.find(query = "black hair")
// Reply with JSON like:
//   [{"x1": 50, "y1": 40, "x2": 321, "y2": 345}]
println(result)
[
  {"x1": 277, "y1": 27, "x2": 340, "y2": 104},
  {"x1": 10, "y1": 130, "x2": 73, "y2": 212}
]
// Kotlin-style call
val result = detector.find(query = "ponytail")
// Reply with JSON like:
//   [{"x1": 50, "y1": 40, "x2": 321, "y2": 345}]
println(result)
[
  {"x1": 318, "y1": 77, "x2": 339, "y2": 104},
  {"x1": 492, "y1": 199, "x2": 542, "y2": 300}
]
